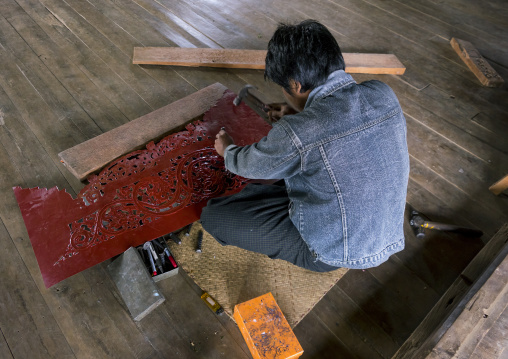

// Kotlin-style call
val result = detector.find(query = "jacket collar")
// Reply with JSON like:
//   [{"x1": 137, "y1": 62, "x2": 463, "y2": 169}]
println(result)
[{"x1": 305, "y1": 70, "x2": 356, "y2": 109}]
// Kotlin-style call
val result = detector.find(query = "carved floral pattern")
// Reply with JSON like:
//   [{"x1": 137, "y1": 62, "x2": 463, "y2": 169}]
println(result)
[{"x1": 53, "y1": 111, "x2": 249, "y2": 266}]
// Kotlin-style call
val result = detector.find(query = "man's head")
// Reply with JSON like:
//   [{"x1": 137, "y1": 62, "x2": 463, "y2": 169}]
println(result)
[{"x1": 264, "y1": 20, "x2": 345, "y2": 96}]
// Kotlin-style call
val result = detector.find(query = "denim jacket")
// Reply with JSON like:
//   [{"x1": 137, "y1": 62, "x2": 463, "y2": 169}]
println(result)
[{"x1": 224, "y1": 70, "x2": 409, "y2": 269}]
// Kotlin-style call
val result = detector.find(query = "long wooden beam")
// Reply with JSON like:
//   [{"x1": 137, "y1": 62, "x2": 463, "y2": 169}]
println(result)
[
  {"x1": 59, "y1": 83, "x2": 228, "y2": 181},
  {"x1": 132, "y1": 47, "x2": 406, "y2": 75}
]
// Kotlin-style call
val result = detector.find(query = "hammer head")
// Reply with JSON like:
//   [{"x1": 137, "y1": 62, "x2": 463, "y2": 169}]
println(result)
[
  {"x1": 233, "y1": 84, "x2": 271, "y2": 124},
  {"x1": 233, "y1": 84, "x2": 255, "y2": 106}
]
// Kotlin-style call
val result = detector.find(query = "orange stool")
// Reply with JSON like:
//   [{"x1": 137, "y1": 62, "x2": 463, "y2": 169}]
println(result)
[{"x1": 234, "y1": 292, "x2": 304, "y2": 359}]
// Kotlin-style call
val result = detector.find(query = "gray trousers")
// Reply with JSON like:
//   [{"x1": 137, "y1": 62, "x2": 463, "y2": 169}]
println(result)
[{"x1": 200, "y1": 182, "x2": 339, "y2": 272}]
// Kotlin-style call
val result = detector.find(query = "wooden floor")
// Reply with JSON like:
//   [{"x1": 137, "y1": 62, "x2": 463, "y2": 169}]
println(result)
[{"x1": 0, "y1": 0, "x2": 507, "y2": 358}]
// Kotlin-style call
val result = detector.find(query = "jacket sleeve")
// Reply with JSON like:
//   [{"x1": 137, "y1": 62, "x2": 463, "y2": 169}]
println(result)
[{"x1": 223, "y1": 123, "x2": 301, "y2": 179}]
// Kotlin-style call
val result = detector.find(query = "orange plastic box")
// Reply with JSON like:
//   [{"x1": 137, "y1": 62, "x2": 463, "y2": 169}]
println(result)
[{"x1": 233, "y1": 292, "x2": 304, "y2": 359}]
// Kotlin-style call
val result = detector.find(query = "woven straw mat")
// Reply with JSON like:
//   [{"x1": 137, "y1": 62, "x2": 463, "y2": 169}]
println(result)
[{"x1": 167, "y1": 222, "x2": 348, "y2": 327}]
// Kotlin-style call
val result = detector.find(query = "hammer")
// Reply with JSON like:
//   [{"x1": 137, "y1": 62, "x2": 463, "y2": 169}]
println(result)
[{"x1": 233, "y1": 85, "x2": 271, "y2": 124}]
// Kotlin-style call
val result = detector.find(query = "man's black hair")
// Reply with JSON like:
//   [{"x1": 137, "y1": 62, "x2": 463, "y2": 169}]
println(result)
[{"x1": 264, "y1": 20, "x2": 345, "y2": 94}]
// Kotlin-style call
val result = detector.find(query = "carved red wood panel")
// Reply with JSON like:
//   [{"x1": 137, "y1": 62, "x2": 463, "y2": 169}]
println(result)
[{"x1": 14, "y1": 90, "x2": 272, "y2": 288}]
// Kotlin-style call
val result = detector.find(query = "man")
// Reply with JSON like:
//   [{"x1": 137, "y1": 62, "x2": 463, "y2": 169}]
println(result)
[{"x1": 201, "y1": 20, "x2": 409, "y2": 272}]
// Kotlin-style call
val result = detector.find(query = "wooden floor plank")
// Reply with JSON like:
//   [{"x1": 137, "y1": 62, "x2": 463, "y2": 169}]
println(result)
[
  {"x1": 367, "y1": 256, "x2": 441, "y2": 319},
  {"x1": 306, "y1": 292, "x2": 387, "y2": 359},
  {"x1": 337, "y1": 269, "x2": 422, "y2": 346},
  {"x1": 407, "y1": 156, "x2": 503, "y2": 238},
  {"x1": 39, "y1": 0, "x2": 179, "y2": 112},
  {"x1": 116, "y1": 0, "x2": 218, "y2": 49},
  {"x1": 0, "y1": 328, "x2": 14, "y2": 359},
  {"x1": 177, "y1": 268, "x2": 251, "y2": 355},
  {"x1": 85, "y1": 0, "x2": 174, "y2": 48},
  {"x1": 0, "y1": 1, "x2": 506, "y2": 358},
  {"x1": 0, "y1": 34, "x2": 83, "y2": 192},
  {"x1": 405, "y1": 115, "x2": 508, "y2": 217},
  {"x1": 0, "y1": 0, "x2": 130, "y2": 134},
  {"x1": 0, "y1": 148, "x2": 75, "y2": 359},
  {"x1": 0, "y1": 16, "x2": 103, "y2": 142},
  {"x1": 294, "y1": 312, "x2": 358, "y2": 359},
  {"x1": 404, "y1": 181, "x2": 487, "y2": 294},
  {"x1": 82, "y1": 264, "x2": 160, "y2": 359},
  {"x1": 345, "y1": 0, "x2": 508, "y2": 71},
  {"x1": 134, "y1": 308, "x2": 197, "y2": 359},
  {"x1": 156, "y1": 273, "x2": 251, "y2": 359},
  {"x1": 0, "y1": 137, "x2": 144, "y2": 359},
  {"x1": 399, "y1": 0, "x2": 508, "y2": 59},
  {"x1": 354, "y1": 72, "x2": 508, "y2": 156},
  {"x1": 92, "y1": 0, "x2": 252, "y2": 97},
  {"x1": 288, "y1": 0, "x2": 508, "y2": 116},
  {"x1": 0, "y1": 85, "x2": 62, "y2": 190},
  {"x1": 172, "y1": 0, "x2": 269, "y2": 50},
  {"x1": 149, "y1": 0, "x2": 259, "y2": 49}
]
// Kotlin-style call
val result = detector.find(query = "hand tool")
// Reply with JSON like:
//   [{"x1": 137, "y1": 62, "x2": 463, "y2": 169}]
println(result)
[
  {"x1": 147, "y1": 241, "x2": 164, "y2": 274},
  {"x1": 163, "y1": 248, "x2": 178, "y2": 269},
  {"x1": 409, "y1": 209, "x2": 483, "y2": 239},
  {"x1": 233, "y1": 85, "x2": 271, "y2": 124},
  {"x1": 157, "y1": 237, "x2": 178, "y2": 269},
  {"x1": 151, "y1": 239, "x2": 166, "y2": 267},
  {"x1": 195, "y1": 230, "x2": 203, "y2": 253},
  {"x1": 201, "y1": 292, "x2": 224, "y2": 314},
  {"x1": 165, "y1": 232, "x2": 181, "y2": 245},
  {"x1": 183, "y1": 223, "x2": 193, "y2": 236},
  {"x1": 143, "y1": 242, "x2": 157, "y2": 276}
]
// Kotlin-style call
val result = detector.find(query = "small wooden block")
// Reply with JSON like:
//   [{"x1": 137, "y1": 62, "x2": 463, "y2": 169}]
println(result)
[
  {"x1": 450, "y1": 38, "x2": 504, "y2": 87},
  {"x1": 59, "y1": 83, "x2": 228, "y2": 181},
  {"x1": 234, "y1": 292, "x2": 304, "y2": 359},
  {"x1": 489, "y1": 174, "x2": 508, "y2": 195},
  {"x1": 107, "y1": 247, "x2": 165, "y2": 321},
  {"x1": 133, "y1": 47, "x2": 406, "y2": 75}
]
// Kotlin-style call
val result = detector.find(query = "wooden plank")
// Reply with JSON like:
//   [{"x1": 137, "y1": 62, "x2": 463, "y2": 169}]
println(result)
[
  {"x1": 132, "y1": 47, "x2": 406, "y2": 75},
  {"x1": 392, "y1": 223, "x2": 508, "y2": 359},
  {"x1": 58, "y1": 82, "x2": 228, "y2": 181},
  {"x1": 425, "y1": 252, "x2": 508, "y2": 358},
  {"x1": 450, "y1": 38, "x2": 504, "y2": 87},
  {"x1": 489, "y1": 175, "x2": 508, "y2": 195}
]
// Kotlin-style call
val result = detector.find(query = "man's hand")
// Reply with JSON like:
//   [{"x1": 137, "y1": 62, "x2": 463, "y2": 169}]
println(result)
[
  {"x1": 214, "y1": 128, "x2": 234, "y2": 157},
  {"x1": 267, "y1": 102, "x2": 298, "y2": 122}
]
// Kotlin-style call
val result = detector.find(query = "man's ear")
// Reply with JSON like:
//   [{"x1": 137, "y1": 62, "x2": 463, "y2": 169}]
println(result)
[
  {"x1": 289, "y1": 80, "x2": 303, "y2": 95},
  {"x1": 294, "y1": 81, "x2": 303, "y2": 94}
]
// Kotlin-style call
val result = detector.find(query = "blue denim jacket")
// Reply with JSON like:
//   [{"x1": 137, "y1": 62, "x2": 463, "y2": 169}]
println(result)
[{"x1": 224, "y1": 70, "x2": 409, "y2": 268}]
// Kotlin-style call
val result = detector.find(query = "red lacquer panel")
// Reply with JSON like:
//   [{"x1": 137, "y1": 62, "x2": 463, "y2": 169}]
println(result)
[{"x1": 14, "y1": 90, "x2": 272, "y2": 287}]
